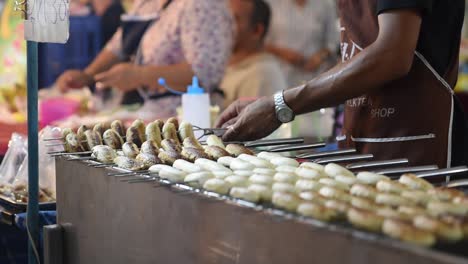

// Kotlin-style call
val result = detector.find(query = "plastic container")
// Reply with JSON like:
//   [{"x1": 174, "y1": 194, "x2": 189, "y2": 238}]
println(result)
[{"x1": 181, "y1": 77, "x2": 211, "y2": 138}]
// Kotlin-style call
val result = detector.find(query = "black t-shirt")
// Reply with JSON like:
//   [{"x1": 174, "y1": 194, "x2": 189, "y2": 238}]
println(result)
[{"x1": 378, "y1": 0, "x2": 468, "y2": 167}]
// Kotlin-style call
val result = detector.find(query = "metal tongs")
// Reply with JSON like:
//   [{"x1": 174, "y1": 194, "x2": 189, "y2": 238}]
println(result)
[{"x1": 192, "y1": 126, "x2": 228, "y2": 139}]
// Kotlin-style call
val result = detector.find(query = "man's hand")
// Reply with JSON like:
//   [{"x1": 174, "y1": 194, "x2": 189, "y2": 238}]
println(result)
[
  {"x1": 215, "y1": 98, "x2": 256, "y2": 128},
  {"x1": 94, "y1": 63, "x2": 143, "y2": 92},
  {"x1": 221, "y1": 97, "x2": 281, "y2": 142},
  {"x1": 56, "y1": 70, "x2": 94, "y2": 92}
]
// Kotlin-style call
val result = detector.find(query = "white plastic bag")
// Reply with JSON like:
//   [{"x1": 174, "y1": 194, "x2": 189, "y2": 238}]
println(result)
[{"x1": 0, "y1": 133, "x2": 28, "y2": 185}]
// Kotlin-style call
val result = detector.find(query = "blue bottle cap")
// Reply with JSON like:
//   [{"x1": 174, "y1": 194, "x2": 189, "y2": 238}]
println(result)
[{"x1": 187, "y1": 76, "x2": 204, "y2": 94}]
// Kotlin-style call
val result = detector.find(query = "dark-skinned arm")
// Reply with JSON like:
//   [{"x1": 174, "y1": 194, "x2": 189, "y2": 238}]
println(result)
[
  {"x1": 285, "y1": 10, "x2": 422, "y2": 114},
  {"x1": 218, "y1": 9, "x2": 423, "y2": 141}
]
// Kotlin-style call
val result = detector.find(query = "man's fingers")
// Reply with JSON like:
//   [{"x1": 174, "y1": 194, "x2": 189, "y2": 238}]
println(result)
[
  {"x1": 215, "y1": 101, "x2": 241, "y2": 128},
  {"x1": 221, "y1": 117, "x2": 239, "y2": 129},
  {"x1": 222, "y1": 122, "x2": 240, "y2": 142}
]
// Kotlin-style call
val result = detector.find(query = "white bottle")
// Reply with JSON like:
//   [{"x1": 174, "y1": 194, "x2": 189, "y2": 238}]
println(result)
[{"x1": 181, "y1": 77, "x2": 211, "y2": 138}]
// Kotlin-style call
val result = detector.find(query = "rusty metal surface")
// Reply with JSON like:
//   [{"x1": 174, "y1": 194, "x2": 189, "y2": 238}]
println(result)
[{"x1": 55, "y1": 158, "x2": 468, "y2": 264}]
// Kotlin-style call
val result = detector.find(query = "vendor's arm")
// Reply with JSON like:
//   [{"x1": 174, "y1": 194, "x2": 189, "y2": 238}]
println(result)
[{"x1": 219, "y1": 9, "x2": 423, "y2": 141}]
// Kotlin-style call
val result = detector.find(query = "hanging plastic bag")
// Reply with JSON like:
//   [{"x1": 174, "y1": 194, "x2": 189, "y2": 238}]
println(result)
[
  {"x1": 12, "y1": 126, "x2": 62, "y2": 202},
  {"x1": 0, "y1": 133, "x2": 27, "y2": 185}
]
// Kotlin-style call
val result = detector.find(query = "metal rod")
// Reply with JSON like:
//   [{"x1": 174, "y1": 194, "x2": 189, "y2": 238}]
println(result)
[
  {"x1": 89, "y1": 164, "x2": 114, "y2": 168},
  {"x1": 296, "y1": 148, "x2": 356, "y2": 159},
  {"x1": 446, "y1": 179, "x2": 468, "y2": 188},
  {"x1": 26, "y1": 40, "x2": 39, "y2": 264},
  {"x1": 66, "y1": 156, "x2": 93, "y2": 161},
  {"x1": 245, "y1": 137, "x2": 304, "y2": 148},
  {"x1": 374, "y1": 165, "x2": 439, "y2": 177},
  {"x1": 314, "y1": 154, "x2": 374, "y2": 165},
  {"x1": 415, "y1": 166, "x2": 468, "y2": 182},
  {"x1": 346, "y1": 159, "x2": 409, "y2": 170},
  {"x1": 42, "y1": 137, "x2": 65, "y2": 141},
  {"x1": 267, "y1": 143, "x2": 326, "y2": 153},
  {"x1": 50, "y1": 151, "x2": 92, "y2": 157}
]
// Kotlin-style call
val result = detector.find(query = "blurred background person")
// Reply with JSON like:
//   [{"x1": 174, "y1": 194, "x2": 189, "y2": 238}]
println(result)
[
  {"x1": 81, "y1": 0, "x2": 125, "y2": 45},
  {"x1": 265, "y1": 0, "x2": 340, "y2": 142},
  {"x1": 56, "y1": 0, "x2": 234, "y2": 119},
  {"x1": 221, "y1": 0, "x2": 287, "y2": 108}
]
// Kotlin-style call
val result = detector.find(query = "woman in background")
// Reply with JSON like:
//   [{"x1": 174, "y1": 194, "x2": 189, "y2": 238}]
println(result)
[{"x1": 56, "y1": 0, "x2": 233, "y2": 118}]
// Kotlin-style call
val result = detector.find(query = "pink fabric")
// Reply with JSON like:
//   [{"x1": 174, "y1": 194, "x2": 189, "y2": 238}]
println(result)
[{"x1": 106, "y1": 0, "x2": 234, "y2": 91}]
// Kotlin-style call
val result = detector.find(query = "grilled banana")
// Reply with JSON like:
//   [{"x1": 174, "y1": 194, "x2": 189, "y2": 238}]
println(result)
[
  {"x1": 183, "y1": 137, "x2": 204, "y2": 151},
  {"x1": 111, "y1": 120, "x2": 125, "y2": 138},
  {"x1": 158, "y1": 150, "x2": 182, "y2": 165},
  {"x1": 126, "y1": 126, "x2": 143, "y2": 147},
  {"x1": 76, "y1": 125, "x2": 89, "y2": 151},
  {"x1": 103, "y1": 129, "x2": 124, "y2": 150},
  {"x1": 161, "y1": 139, "x2": 182, "y2": 153},
  {"x1": 91, "y1": 145, "x2": 117, "y2": 164},
  {"x1": 65, "y1": 132, "x2": 85, "y2": 152},
  {"x1": 206, "y1": 135, "x2": 225, "y2": 149},
  {"x1": 140, "y1": 140, "x2": 160, "y2": 156},
  {"x1": 93, "y1": 123, "x2": 106, "y2": 138},
  {"x1": 136, "y1": 153, "x2": 162, "y2": 169},
  {"x1": 113, "y1": 156, "x2": 145, "y2": 171},
  {"x1": 154, "y1": 119, "x2": 164, "y2": 131},
  {"x1": 131, "y1": 119, "x2": 147, "y2": 142},
  {"x1": 162, "y1": 122, "x2": 181, "y2": 146},
  {"x1": 145, "y1": 122, "x2": 162, "y2": 147},
  {"x1": 225, "y1": 144, "x2": 254, "y2": 157},
  {"x1": 122, "y1": 142, "x2": 140, "y2": 159},
  {"x1": 166, "y1": 117, "x2": 179, "y2": 130},
  {"x1": 204, "y1": 146, "x2": 230, "y2": 160},
  {"x1": 84, "y1": 130, "x2": 103, "y2": 150},
  {"x1": 181, "y1": 147, "x2": 210, "y2": 162},
  {"x1": 62, "y1": 128, "x2": 73, "y2": 139}
]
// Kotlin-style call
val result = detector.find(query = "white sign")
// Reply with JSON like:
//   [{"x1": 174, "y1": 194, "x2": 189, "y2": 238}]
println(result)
[{"x1": 23, "y1": 0, "x2": 70, "y2": 43}]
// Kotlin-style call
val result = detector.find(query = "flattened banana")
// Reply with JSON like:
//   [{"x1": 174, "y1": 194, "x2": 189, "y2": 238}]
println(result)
[
  {"x1": 140, "y1": 140, "x2": 160, "y2": 156},
  {"x1": 136, "y1": 153, "x2": 162, "y2": 169},
  {"x1": 226, "y1": 144, "x2": 254, "y2": 157},
  {"x1": 166, "y1": 117, "x2": 179, "y2": 130},
  {"x1": 131, "y1": 119, "x2": 147, "y2": 142},
  {"x1": 206, "y1": 135, "x2": 225, "y2": 149},
  {"x1": 113, "y1": 156, "x2": 145, "y2": 171},
  {"x1": 103, "y1": 129, "x2": 124, "y2": 149},
  {"x1": 126, "y1": 126, "x2": 143, "y2": 147},
  {"x1": 93, "y1": 123, "x2": 106, "y2": 138},
  {"x1": 181, "y1": 147, "x2": 209, "y2": 162},
  {"x1": 162, "y1": 122, "x2": 180, "y2": 145},
  {"x1": 122, "y1": 142, "x2": 140, "y2": 159},
  {"x1": 84, "y1": 130, "x2": 103, "y2": 150},
  {"x1": 92, "y1": 145, "x2": 117, "y2": 164},
  {"x1": 145, "y1": 122, "x2": 162, "y2": 147},
  {"x1": 204, "y1": 146, "x2": 230, "y2": 160},
  {"x1": 65, "y1": 132, "x2": 85, "y2": 152},
  {"x1": 161, "y1": 139, "x2": 182, "y2": 153},
  {"x1": 183, "y1": 137, "x2": 204, "y2": 151},
  {"x1": 111, "y1": 120, "x2": 125, "y2": 138}
]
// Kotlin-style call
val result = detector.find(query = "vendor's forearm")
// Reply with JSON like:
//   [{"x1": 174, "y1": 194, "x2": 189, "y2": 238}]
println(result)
[
  {"x1": 140, "y1": 63, "x2": 194, "y2": 92},
  {"x1": 84, "y1": 50, "x2": 121, "y2": 78},
  {"x1": 284, "y1": 10, "x2": 422, "y2": 115}
]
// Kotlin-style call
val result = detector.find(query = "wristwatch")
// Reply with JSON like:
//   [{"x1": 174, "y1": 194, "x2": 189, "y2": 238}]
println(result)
[{"x1": 274, "y1": 91, "x2": 295, "y2": 123}]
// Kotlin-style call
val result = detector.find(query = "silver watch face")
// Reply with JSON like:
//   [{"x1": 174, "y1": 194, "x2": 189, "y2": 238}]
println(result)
[{"x1": 277, "y1": 107, "x2": 294, "y2": 123}]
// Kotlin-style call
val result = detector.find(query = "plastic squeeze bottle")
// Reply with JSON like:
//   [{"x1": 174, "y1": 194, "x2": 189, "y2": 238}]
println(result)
[{"x1": 182, "y1": 77, "x2": 211, "y2": 138}]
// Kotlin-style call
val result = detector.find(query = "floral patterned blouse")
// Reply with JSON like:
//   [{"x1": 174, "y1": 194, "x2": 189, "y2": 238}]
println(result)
[{"x1": 105, "y1": 0, "x2": 234, "y2": 118}]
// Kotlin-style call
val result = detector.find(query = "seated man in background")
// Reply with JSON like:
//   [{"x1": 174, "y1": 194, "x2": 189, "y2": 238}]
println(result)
[{"x1": 221, "y1": 0, "x2": 287, "y2": 108}]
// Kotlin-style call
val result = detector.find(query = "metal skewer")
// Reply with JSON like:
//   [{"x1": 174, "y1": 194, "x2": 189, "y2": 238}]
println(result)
[
  {"x1": 50, "y1": 151, "x2": 93, "y2": 157},
  {"x1": 245, "y1": 137, "x2": 304, "y2": 148},
  {"x1": 267, "y1": 143, "x2": 326, "y2": 153},
  {"x1": 296, "y1": 148, "x2": 356, "y2": 159},
  {"x1": 416, "y1": 166, "x2": 468, "y2": 183},
  {"x1": 346, "y1": 159, "x2": 409, "y2": 170},
  {"x1": 375, "y1": 165, "x2": 439, "y2": 178},
  {"x1": 314, "y1": 154, "x2": 374, "y2": 165},
  {"x1": 67, "y1": 156, "x2": 94, "y2": 161},
  {"x1": 42, "y1": 137, "x2": 65, "y2": 141}
]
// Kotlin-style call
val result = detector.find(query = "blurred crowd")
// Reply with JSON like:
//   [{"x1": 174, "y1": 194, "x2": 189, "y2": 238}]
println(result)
[{"x1": 60, "y1": 0, "x2": 340, "y2": 137}]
